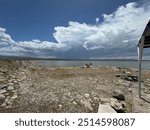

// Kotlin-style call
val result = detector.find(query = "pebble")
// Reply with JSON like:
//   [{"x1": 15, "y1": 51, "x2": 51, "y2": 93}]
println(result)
[
  {"x1": 128, "y1": 88, "x2": 132, "y2": 92},
  {"x1": 7, "y1": 83, "x2": 14, "y2": 86},
  {"x1": 80, "y1": 99, "x2": 93, "y2": 111},
  {"x1": 5, "y1": 105, "x2": 12, "y2": 109},
  {"x1": 0, "y1": 76, "x2": 6, "y2": 82},
  {"x1": 0, "y1": 94, "x2": 5, "y2": 99},
  {"x1": 110, "y1": 98, "x2": 125, "y2": 113},
  {"x1": 84, "y1": 93, "x2": 90, "y2": 99},
  {"x1": 7, "y1": 86, "x2": 14, "y2": 91},
  {"x1": 58, "y1": 104, "x2": 63, "y2": 108},
  {"x1": 100, "y1": 98, "x2": 110, "y2": 104},
  {"x1": 73, "y1": 101, "x2": 77, "y2": 105},
  {"x1": 11, "y1": 95, "x2": 18, "y2": 100},
  {"x1": 0, "y1": 89, "x2": 7, "y2": 94},
  {"x1": 4, "y1": 93, "x2": 9, "y2": 96},
  {"x1": 12, "y1": 80, "x2": 18, "y2": 84},
  {"x1": 1, "y1": 102, "x2": 6, "y2": 107},
  {"x1": 0, "y1": 84, "x2": 7, "y2": 89},
  {"x1": 112, "y1": 90, "x2": 125, "y2": 101}
]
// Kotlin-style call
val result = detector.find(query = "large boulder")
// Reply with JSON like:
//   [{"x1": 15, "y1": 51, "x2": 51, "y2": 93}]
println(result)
[
  {"x1": 110, "y1": 98, "x2": 126, "y2": 113},
  {"x1": 112, "y1": 90, "x2": 125, "y2": 101},
  {"x1": 98, "y1": 104, "x2": 117, "y2": 113}
]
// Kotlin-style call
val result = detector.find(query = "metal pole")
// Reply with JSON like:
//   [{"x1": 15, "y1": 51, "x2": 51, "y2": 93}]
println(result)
[
  {"x1": 138, "y1": 36, "x2": 144, "y2": 97},
  {"x1": 138, "y1": 46, "x2": 142, "y2": 97}
]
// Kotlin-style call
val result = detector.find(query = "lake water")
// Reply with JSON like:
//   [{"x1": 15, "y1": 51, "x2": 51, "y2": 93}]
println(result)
[{"x1": 37, "y1": 60, "x2": 150, "y2": 70}]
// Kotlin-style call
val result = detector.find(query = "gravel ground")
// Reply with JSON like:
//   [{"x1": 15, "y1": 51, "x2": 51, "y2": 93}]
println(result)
[{"x1": 0, "y1": 60, "x2": 150, "y2": 113}]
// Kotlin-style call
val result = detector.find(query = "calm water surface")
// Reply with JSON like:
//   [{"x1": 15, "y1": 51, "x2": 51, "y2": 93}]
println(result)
[{"x1": 37, "y1": 60, "x2": 150, "y2": 70}]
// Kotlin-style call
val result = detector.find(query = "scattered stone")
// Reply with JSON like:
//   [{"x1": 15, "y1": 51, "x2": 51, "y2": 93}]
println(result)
[
  {"x1": 7, "y1": 86, "x2": 14, "y2": 91},
  {"x1": 0, "y1": 68, "x2": 7, "y2": 72},
  {"x1": 12, "y1": 80, "x2": 18, "y2": 84},
  {"x1": 144, "y1": 88, "x2": 150, "y2": 94},
  {"x1": 1, "y1": 102, "x2": 6, "y2": 107},
  {"x1": 110, "y1": 98, "x2": 125, "y2": 113},
  {"x1": 11, "y1": 95, "x2": 18, "y2": 100},
  {"x1": 73, "y1": 101, "x2": 77, "y2": 105},
  {"x1": 58, "y1": 104, "x2": 63, "y2": 108},
  {"x1": 10, "y1": 75, "x2": 16, "y2": 79},
  {"x1": 0, "y1": 76, "x2": 6, "y2": 82},
  {"x1": 98, "y1": 104, "x2": 117, "y2": 113},
  {"x1": 5, "y1": 105, "x2": 12, "y2": 109},
  {"x1": 5, "y1": 96, "x2": 13, "y2": 105},
  {"x1": 87, "y1": 77, "x2": 93, "y2": 81},
  {"x1": 7, "y1": 83, "x2": 14, "y2": 86},
  {"x1": 128, "y1": 88, "x2": 132, "y2": 93},
  {"x1": 112, "y1": 90, "x2": 125, "y2": 101},
  {"x1": 118, "y1": 79, "x2": 130, "y2": 87},
  {"x1": 84, "y1": 93, "x2": 90, "y2": 99},
  {"x1": 93, "y1": 97, "x2": 99, "y2": 101},
  {"x1": 121, "y1": 75, "x2": 138, "y2": 82},
  {"x1": 125, "y1": 71, "x2": 131, "y2": 74},
  {"x1": 0, "y1": 84, "x2": 7, "y2": 89},
  {"x1": 100, "y1": 98, "x2": 110, "y2": 104},
  {"x1": 0, "y1": 89, "x2": 7, "y2": 94},
  {"x1": 80, "y1": 99, "x2": 93, "y2": 111},
  {"x1": 0, "y1": 94, "x2": 5, "y2": 100},
  {"x1": 4, "y1": 93, "x2": 9, "y2": 96},
  {"x1": 85, "y1": 63, "x2": 93, "y2": 68},
  {"x1": 17, "y1": 75, "x2": 27, "y2": 81}
]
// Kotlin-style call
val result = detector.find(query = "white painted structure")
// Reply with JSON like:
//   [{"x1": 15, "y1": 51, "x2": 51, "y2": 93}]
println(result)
[{"x1": 137, "y1": 20, "x2": 150, "y2": 97}]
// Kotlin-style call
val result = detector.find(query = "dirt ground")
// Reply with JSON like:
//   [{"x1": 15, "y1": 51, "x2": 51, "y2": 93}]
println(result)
[{"x1": 0, "y1": 60, "x2": 150, "y2": 113}]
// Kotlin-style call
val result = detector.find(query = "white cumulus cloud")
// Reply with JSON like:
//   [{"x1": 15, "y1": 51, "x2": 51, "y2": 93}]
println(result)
[{"x1": 0, "y1": 1, "x2": 150, "y2": 58}]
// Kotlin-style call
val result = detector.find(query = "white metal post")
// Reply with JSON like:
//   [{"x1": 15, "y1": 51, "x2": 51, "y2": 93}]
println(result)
[{"x1": 138, "y1": 36, "x2": 144, "y2": 97}]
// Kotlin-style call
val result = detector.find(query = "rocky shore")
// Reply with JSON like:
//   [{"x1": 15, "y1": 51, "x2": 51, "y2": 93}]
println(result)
[{"x1": 0, "y1": 60, "x2": 150, "y2": 113}]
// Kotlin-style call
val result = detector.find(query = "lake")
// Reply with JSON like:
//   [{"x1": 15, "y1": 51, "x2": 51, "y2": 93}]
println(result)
[{"x1": 37, "y1": 60, "x2": 150, "y2": 70}]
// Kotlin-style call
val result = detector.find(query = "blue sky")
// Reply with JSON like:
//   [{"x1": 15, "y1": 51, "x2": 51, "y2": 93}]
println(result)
[{"x1": 0, "y1": 0, "x2": 150, "y2": 59}]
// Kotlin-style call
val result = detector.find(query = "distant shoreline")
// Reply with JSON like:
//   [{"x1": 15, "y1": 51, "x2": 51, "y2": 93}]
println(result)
[{"x1": 0, "y1": 57, "x2": 148, "y2": 61}]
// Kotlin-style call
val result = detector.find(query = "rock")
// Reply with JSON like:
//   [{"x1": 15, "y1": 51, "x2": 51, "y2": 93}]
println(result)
[
  {"x1": 0, "y1": 89, "x2": 7, "y2": 94},
  {"x1": 0, "y1": 94, "x2": 5, "y2": 100},
  {"x1": 84, "y1": 93, "x2": 90, "y2": 99},
  {"x1": 73, "y1": 101, "x2": 77, "y2": 105},
  {"x1": 7, "y1": 86, "x2": 14, "y2": 91},
  {"x1": 17, "y1": 75, "x2": 26, "y2": 81},
  {"x1": 118, "y1": 79, "x2": 130, "y2": 87},
  {"x1": 112, "y1": 90, "x2": 125, "y2": 101},
  {"x1": 128, "y1": 88, "x2": 132, "y2": 92},
  {"x1": 85, "y1": 63, "x2": 93, "y2": 68},
  {"x1": 110, "y1": 98, "x2": 125, "y2": 113},
  {"x1": 120, "y1": 75, "x2": 138, "y2": 82},
  {"x1": 0, "y1": 84, "x2": 7, "y2": 89},
  {"x1": 4, "y1": 96, "x2": 13, "y2": 105},
  {"x1": 11, "y1": 95, "x2": 18, "y2": 100},
  {"x1": 1, "y1": 102, "x2": 6, "y2": 107},
  {"x1": 100, "y1": 98, "x2": 110, "y2": 104},
  {"x1": 0, "y1": 76, "x2": 6, "y2": 82},
  {"x1": 12, "y1": 80, "x2": 18, "y2": 84},
  {"x1": 10, "y1": 75, "x2": 16, "y2": 79},
  {"x1": 7, "y1": 83, "x2": 14, "y2": 86},
  {"x1": 58, "y1": 104, "x2": 63, "y2": 108},
  {"x1": 5, "y1": 105, "x2": 12, "y2": 109},
  {"x1": 87, "y1": 77, "x2": 93, "y2": 81},
  {"x1": 125, "y1": 71, "x2": 131, "y2": 74},
  {"x1": 98, "y1": 104, "x2": 117, "y2": 113},
  {"x1": 4, "y1": 93, "x2": 9, "y2": 96},
  {"x1": 93, "y1": 97, "x2": 99, "y2": 101},
  {"x1": 80, "y1": 99, "x2": 93, "y2": 111}
]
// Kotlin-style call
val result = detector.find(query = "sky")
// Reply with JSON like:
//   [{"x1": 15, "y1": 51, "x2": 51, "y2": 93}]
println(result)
[{"x1": 0, "y1": 0, "x2": 150, "y2": 59}]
